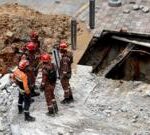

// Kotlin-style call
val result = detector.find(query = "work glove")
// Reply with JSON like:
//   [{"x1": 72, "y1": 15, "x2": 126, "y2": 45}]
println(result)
[
  {"x1": 25, "y1": 92, "x2": 31, "y2": 96},
  {"x1": 25, "y1": 89, "x2": 31, "y2": 96}
]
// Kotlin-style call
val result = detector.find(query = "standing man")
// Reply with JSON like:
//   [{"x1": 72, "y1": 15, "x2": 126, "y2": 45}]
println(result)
[
  {"x1": 29, "y1": 31, "x2": 42, "y2": 80},
  {"x1": 12, "y1": 59, "x2": 35, "y2": 122},
  {"x1": 22, "y1": 42, "x2": 40, "y2": 97},
  {"x1": 29, "y1": 31, "x2": 41, "y2": 54},
  {"x1": 59, "y1": 40, "x2": 74, "y2": 104},
  {"x1": 40, "y1": 53, "x2": 58, "y2": 116}
]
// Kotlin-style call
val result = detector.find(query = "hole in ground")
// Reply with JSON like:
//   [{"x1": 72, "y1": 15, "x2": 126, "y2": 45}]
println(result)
[{"x1": 79, "y1": 30, "x2": 150, "y2": 84}]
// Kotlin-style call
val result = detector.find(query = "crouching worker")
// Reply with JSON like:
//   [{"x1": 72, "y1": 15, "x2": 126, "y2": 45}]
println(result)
[
  {"x1": 40, "y1": 53, "x2": 58, "y2": 116},
  {"x1": 12, "y1": 59, "x2": 35, "y2": 122}
]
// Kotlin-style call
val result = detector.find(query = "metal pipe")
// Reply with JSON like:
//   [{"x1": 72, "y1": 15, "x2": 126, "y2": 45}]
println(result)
[
  {"x1": 71, "y1": 18, "x2": 77, "y2": 50},
  {"x1": 89, "y1": 0, "x2": 95, "y2": 29},
  {"x1": 108, "y1": 0, "x2": 121, "y2": 7}
]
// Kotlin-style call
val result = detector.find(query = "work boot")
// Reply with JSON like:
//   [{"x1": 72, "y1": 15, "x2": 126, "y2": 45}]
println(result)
[
  {"x1": 46, "y1": 107, "x2": 55, "y2": 117},
  {"x1": 24, "y1": 112, "x2": 35, "y2": 122},
  {"x1": 68, "y1": 95, "x2": 74, "y2": 102},
  {"x1": 30, "y1": 86, "x2": 40, "y2": 97},
  {"x1": 30, "y1": 98, "x2": 35, "y2": 104},
  {"x1": 61, "y1": 95, "x2": 74, "y2": 104},
  {"x1": 18, "y1": 105, "x2": 23, "y2": 114},
  {"x1": 53, "y1": 101, "x2": 58, "y2": 113},
  {"x1": 31, "y1": 90, "x2": 40, "y2": 97},
  {"x1": 60, "y1": 98, "x2": 70, "y2": 104}
]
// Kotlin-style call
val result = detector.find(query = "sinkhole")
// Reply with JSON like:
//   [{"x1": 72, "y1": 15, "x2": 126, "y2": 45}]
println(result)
[{"x1": 79, "y1": 30, "x2": 150, "y2": 83}]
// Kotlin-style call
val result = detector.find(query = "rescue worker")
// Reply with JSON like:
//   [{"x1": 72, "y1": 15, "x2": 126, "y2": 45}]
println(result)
[
  {"x1": 22, "y1": 42, "x2": 40, "y2": 97},
  {"x1": 29, "y1": 31, "x2": 42, "y2": 80},
  {"x1": 59, "y1": 40, "x2": 74, "y2": 104},
  {"x1": 40, "y1": 53, "x2": 58, "y2": 116},
  {"x1": 29, "y1": 31, "x2": 41, "y2": 53},
  {"x1": 12, "y1": 59, "x2": 35, "y2": 122}
]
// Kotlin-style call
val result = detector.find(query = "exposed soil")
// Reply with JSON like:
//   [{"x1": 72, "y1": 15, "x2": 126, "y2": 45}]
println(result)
[{"x1": 0, "y1": 4, "x2": 84, "y2": 75}]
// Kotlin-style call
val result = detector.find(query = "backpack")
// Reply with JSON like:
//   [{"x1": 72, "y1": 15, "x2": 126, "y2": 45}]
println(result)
[{"x1": 48, "y1": 68, "x2": 57, "y2": 82}]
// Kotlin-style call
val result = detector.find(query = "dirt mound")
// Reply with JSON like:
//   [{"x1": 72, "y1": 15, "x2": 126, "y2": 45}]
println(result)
[{"x1": 0, "y1": 4, "x2": 83, "y2": 74}]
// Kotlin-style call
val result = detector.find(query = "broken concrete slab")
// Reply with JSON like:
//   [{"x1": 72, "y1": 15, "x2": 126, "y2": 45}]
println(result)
[
  {"x1": 133, "y1": 4, "x2": 140, "y2": 10},
  {"x1": 142, "y1": 7, "x2": 149, "y2": 13}
]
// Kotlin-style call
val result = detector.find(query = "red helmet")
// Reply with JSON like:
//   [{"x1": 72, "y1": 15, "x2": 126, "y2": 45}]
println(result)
[
  {"x1": 41, "y1": 53, "x2": 51, "y2": 62},
  {"x1": 19, "y1": 60, "x2": 29, "y2": 70},
  {"x1": 26, "y1": 42, "x2": 36, "y2": 51},
  {"x1": 30, "y1": 31, "x2": 38, "y2": 38},
  {"x1": 59, "y1": 41, "x2": 68, "y2": 49}
]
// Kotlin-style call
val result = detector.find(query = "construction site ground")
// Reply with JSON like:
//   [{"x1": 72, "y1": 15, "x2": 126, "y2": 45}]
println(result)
[{"x1": 1, "y1": 0, "x2": 150, "y2": 135}]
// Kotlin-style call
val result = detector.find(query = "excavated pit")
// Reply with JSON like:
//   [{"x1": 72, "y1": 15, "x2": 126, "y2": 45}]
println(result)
[{"x1": 79, "y1": 30, "x2": 150, "y2": 84}]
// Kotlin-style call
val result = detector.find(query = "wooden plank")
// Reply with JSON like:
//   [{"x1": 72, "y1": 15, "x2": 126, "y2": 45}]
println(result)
[
  {"x1": 92, "y1": 47, "x2": 111, "y2": 73},
  {"x1": 112, "y1": 35, "x2": 150, "y2": 48},
  {"x1": 104, "y1": 43, "x2": 135, "y2": 77}
]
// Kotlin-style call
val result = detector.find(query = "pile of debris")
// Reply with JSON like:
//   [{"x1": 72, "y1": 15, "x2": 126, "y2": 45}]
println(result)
[{"x1": 0, "y1": 4, "x2": 83, "y2": 75}]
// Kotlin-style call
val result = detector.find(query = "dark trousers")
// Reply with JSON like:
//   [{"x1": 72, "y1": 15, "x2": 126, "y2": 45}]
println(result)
[
  {"x1": 18, "y1": 93, "x2": 31, "y2": 112},
  {"x1": 44, "y1": 82, "x2": 56, "y2": 109},
  {"x1": 60, "y1": 78, "x2": 72, "y2": 98}
]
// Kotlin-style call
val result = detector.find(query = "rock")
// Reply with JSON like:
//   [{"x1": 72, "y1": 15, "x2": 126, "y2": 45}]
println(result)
[
  {"x1": 142, "y1": 7, "x2": 149, "y2": 13},
  {"x1": 129, "y1": 1, "x2": 136, "y2": 4},
  {"x1": 0, "y1": 98, "x2": 3, "y2": 105},
  {"x1": 1, "y1": 46, "x2": 14, "y2": 54},
  {"x1": 123, "y1": 9, "x2": 130, "y2": 14},
  {"x1": 42, "y1": 27, "x2": 53, "y2": 37},
  {"x1": 108, "y1": 106, "x2": 112, "y2": 110},
  {"x1": 80, "y1": 18, "x2": 86, "y2": 23},
  {"x1": 0, "y1": 40, "x2": 4, "y2": 50},
  {"x1": 0, "y1": 117, "x2": 4, "y2": 131},
  {"x1": 104, "y1": 110, "x2": 111, "y2": 114},
  {"x1": 120, "y1": 107, "x2": 128, "y2": 112},
  {"x1": 133, "y1": 5, "x2": 140, "y2": 10},
  {"x1": 0, "y1": 106, "x2": 7, "y2": 113},
  {"x1": 139, "y1": 5, "x2": 144, "y2": 9},
  {"x1": 69, "y1": 130, "x2": 74, "y2": 135},
  {"x1": 6, "y1": 31, "x2": 13, "y2": 37},
  {"x1": 58, "y1": 132, "x2": 63, "y2": 135},
  {"x1": 133, "y1": 115, "x2": 139, "y2": 119},
  {"x1": 145, "y1": 90, "x2": 150, "y2": 97},
  {"x1": 140, "y1": 108, "x2": 143, "y2": 111},
  {"x1": 55, "y1": 0, "x2": 61, "y2": 4},
  {"x1": 132, "y1": 119, "x2": 138, "y2": 123},
  {"x1": 12, "y1": 83, "x2": 17, "y2": 87}
]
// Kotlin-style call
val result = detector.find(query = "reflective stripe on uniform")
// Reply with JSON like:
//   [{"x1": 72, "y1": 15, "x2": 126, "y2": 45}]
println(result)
[
  {"x1": 18, "y1": 104, "x2": 22, "y2": 106},
  {"x1": 52, "y1": 99, "x2": 56, "y2": 102},
  {"x1": 48, "y1": 105, "x2": 53, "y2": 108},
  {"x1": 64, "y1": 89, "x2": 69, "y2": 93},
  {"x1": 24, "y1": 110, "x2": 29, "y2": 113}
]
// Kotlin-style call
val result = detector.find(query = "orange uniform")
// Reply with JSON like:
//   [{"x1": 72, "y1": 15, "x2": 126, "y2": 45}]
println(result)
[
  {"x1": 13, "y1": 60, "x2": 35, "y2": 122},
  {"x1": 13, "y1": 68, "x2": 30, "y2": 94}
]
